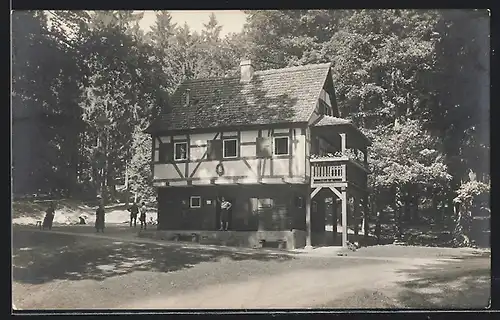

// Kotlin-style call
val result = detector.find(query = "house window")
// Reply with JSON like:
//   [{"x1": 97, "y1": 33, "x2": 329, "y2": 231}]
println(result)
[
  {"x1": 274, "y1": 137, "x2": 289, "y2": 155},
  {"x1": 258, "y1": 198, "x2": 273, "y2": 209},
  {"x1": 223, "y1": 138, "x2": 238, "y2": 158},
  {"x1": 190, "y1": 196, "x2": 201, "y2": 208},
  {"x1": 174, "y1": 142, "x2": 187, "y2": 161}
]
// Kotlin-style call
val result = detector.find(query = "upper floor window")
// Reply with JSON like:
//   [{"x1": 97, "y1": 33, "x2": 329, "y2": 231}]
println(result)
[
  {"x1": 174, "y1": 142, "x2": 187, "y2": 161},
  {"x1": 319, "y1": 100, "x2": 332, "y2": 116},
  {"x1": 274, "y1": 136, "x2": 289, "y2": 155},
  {"x1": 223, "y1": 138, "x2": 238, "y2": 158}
]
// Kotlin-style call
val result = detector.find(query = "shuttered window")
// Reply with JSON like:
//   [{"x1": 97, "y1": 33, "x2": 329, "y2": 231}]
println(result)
[
  {"x1": 207, "y1": 140, "x2": 223, "y2": 160},
  {"x1": 158, "y1": 143, "x2": 172, "y2": 163},
  {"x1": 256, "y1": 137, "x2": 272, "y2": 158}
]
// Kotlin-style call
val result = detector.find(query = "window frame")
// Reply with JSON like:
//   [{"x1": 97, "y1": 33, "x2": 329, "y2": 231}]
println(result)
[
  {"x1": 257, "y1": 198, "x2": 274, "y2": 209},
  {"x1": 222, "y1": 138, "x2": 238, "y2": 159},
  {"x1": 190, "y1": 196, "x2": 201, "y2": 208},
  {"x1": 173, "y1": 141, "x2": 188, "y2": 161},
  {"x1": 273, "y1": 136, "x2": 289, "y2": 156}
]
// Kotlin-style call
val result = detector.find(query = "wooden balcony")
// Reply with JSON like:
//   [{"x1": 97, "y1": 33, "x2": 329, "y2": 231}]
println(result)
[
  {"x1": 311, "y1": 159, "x2": 344, "y2": 183},
  {"x1": 310, "y1": 156, "x2": 369, "y2": 188}
]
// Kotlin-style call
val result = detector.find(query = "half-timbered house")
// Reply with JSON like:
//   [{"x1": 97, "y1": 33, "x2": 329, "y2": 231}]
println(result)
[{"x1": 145, "y1": 60, "x2": 371, "y2": 249}]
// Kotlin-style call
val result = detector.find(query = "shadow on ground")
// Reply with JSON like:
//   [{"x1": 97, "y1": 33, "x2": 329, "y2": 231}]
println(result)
[
  {"x1": 12, "y1": 230, "x2": 294, "y2": 285},
  {"x1": 395, "y1": 256, "x2": 491, "y2": 309},
  {"x1": 315, "y1": 253, "x2": 491, "y2": 310}
]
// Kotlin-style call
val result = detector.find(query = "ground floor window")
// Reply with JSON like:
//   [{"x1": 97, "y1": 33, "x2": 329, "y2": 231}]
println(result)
[
  {"x1": 258, "y1": 198, "x2": 273, "y2": 209},
  {"x1": 190, "y1": 196, "x2": 201, "y2": 208}
]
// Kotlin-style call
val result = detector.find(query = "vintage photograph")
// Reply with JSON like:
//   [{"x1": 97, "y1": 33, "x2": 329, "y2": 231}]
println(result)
[{"x1": 12, "y1": 9, "x2": 490, "y2": 310}]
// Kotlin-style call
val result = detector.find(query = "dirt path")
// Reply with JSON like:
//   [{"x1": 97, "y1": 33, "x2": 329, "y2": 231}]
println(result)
[
  {"x1": 13, "y1": 227, "x2": 490, "y2": 310},
  {"x1": 123, "y1": 258, "x2": 435, "y2": 309}
]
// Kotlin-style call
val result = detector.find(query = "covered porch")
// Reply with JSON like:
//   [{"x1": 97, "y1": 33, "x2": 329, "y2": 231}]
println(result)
[
  {"x1": 306, "y1": 183, "x2": 372, "y2": 248},
  {"x1": 307, "y1": 115, "x2": 372, "y2": 248}
]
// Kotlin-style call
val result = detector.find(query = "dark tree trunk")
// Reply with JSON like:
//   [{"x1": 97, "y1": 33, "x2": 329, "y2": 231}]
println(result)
[
  {"x1": 404, "y1": 195, "x2": 411, "y2": 222},
  {"x1": 411, "y1": 193, "x2": 419, "y2": 223},
  {"x1": 393, "y1": 186, "x2": 403, "y2": 240}
]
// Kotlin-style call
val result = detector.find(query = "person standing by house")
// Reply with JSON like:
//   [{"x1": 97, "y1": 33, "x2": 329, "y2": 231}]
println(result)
[
  {"x1": 219, "y1": 197, "x2": 232, "y2": 231},
  {"x1": 42, "y1": 202, "x2": 55, "y2": 230},
  {"x1": 95, "y1": 203, "x2": 105, "y2": 232},
  {"x1": 139, "y1": 202, "x2": 147, "y2": 230},
  {"x1": 128, "y1": 202, "x2": 139, "y2": 228}
]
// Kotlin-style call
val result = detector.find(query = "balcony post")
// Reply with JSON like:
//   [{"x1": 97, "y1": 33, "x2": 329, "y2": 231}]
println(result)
[
  {"x1": 339, "y1": 133, "x2": 347, "y2": 156},
  {"x1": 363, "y1": 194, "x2": 370, "y2": 241},
  {"x1": 341, "y1": 187, "x2": 348, "y2": 248},
  {"x1": 354, "y1": 196, "x2": 360, "y2": 236},
  {"x1": 305, "y1": 186, "x2": 312, "y2": 249}
]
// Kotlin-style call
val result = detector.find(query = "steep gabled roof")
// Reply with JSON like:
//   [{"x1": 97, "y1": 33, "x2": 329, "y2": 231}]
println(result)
[
  {"x1": 145, "y1": 63, "x2": 332, "y2": 133},
  {"x1": 313, "y1": 115, "x2": 352, "y2": 127},
  {"x1": 312, "y1": 115, "x2": 372, "y2": 146}
]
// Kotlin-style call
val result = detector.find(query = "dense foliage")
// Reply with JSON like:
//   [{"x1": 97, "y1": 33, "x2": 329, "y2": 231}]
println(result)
[{"x1": 12, "y1": 10, "x2": 489, "y2": 239}]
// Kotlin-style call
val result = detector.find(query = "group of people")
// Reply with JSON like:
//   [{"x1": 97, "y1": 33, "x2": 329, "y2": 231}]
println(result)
[
  {"x1": 95, "y1": 201, "x2": 149, "y2": 232},
  {"x1": 127, "y1": 202, "x2": 148, "y2": 229},
  {"x1": 41, "y1": 201, "x2": 149, "y2": 233},
  {"x1": 41, "y1": 197, "x2": 230, "y2": 232}
]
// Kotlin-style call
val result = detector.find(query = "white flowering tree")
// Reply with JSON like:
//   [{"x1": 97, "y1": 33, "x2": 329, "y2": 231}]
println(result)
[{"x1": 369, "y1": 119, "x2": 452, "y2": 237}]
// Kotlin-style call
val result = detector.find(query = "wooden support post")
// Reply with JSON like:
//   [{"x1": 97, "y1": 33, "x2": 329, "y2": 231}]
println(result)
[
  {"x1": 354, "y1": 196, "x2": 360, "y2": 236},
  {"x1": 340, "y1": 133, "x2": 347, "y2": 156},
  {"x1": 341, "y1": 188, "x2": 348, "y2": 248},
  {"x1": 361, "y1": 216, "x2": 365, "y2": 236},
  {"x1": 333, "y1": 198, "x2": 338, "y2": 243},
  {"x1": 363, "y1": 195, "x2": 370, "y2": 241},
  {"x1": 306, "y1": 189, "x2": 312, "y2": 249},
  {"x1": 311, "y1": 187, "x2": 322, "y2": 199}
]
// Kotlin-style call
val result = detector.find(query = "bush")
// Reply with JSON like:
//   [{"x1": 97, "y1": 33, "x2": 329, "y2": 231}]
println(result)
[{"x1": 452, "y1": 179, "x2": 490, "y2": 247}]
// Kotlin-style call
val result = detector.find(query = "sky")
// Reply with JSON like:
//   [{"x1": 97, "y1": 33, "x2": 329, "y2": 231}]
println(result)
[{"x1": 138, "y1": 10, "x2": 247, "y2": 37}]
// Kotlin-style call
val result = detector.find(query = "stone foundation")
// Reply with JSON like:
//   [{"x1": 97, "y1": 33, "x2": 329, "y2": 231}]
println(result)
[{"x1": 139, "y1": 229, "x2": 308, "y2": 250}]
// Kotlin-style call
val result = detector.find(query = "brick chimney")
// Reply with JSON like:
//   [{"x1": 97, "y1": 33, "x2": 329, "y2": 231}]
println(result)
[{"x1": 240, "y1": 60, "x2": 254, "y2": 83}]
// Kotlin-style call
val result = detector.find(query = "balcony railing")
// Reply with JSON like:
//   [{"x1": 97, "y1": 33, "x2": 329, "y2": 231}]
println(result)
[
  {"x1": 310, "y1": 158, "x2": 344, "y2": 184},
  {"x1": 310, "y1": 154, "x2": 369, "y2": 187}
]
